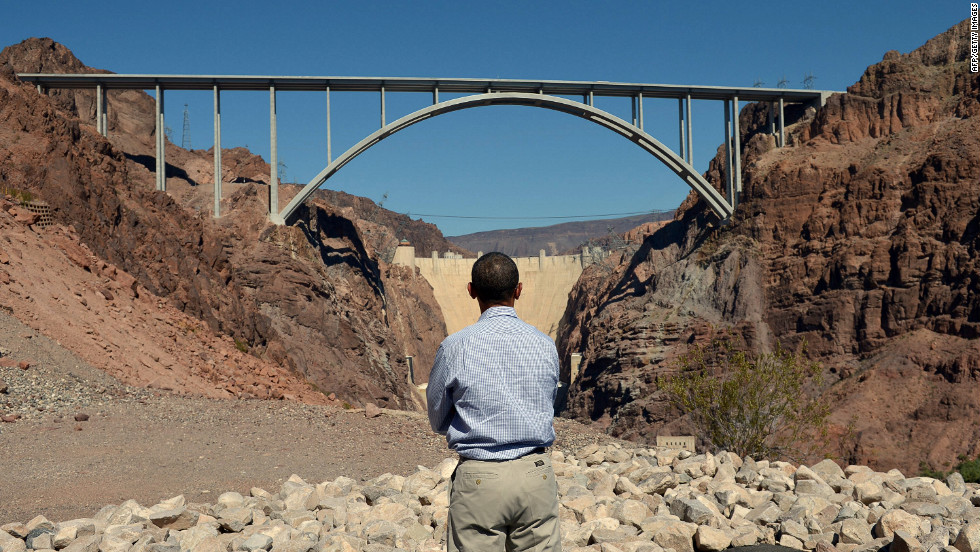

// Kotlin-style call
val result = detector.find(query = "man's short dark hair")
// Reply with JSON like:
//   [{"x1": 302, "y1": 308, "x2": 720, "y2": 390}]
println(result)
[{"x1": 471, "y1": 252, "x2": 519, "y2": 303}]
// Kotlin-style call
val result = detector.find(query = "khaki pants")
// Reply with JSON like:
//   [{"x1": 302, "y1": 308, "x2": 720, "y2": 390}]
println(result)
[{"x1": 447, "y1": 451, "x2": 561, "y2": 552}]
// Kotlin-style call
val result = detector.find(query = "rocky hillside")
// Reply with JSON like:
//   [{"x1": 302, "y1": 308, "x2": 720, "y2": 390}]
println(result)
[
  {"x1": 0, "y1": 38, "x2": 463, "y2": 408},
  {"x1": 558, "y1": 20, "x2": 980, "y2": 474}
]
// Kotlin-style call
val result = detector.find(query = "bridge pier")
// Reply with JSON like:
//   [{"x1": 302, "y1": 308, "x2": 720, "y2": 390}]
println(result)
[
  {"x1": 96, "y1": 84, "x2": 107, "y2": 137},
  {"x1": 724, "y1": 99, "x2": 733, "y2": 209},
  {"x1": 269, "y1": 85, "x2": 278, "y2": 217},
  {"x1": 326, "y1": 87, "x2": 332, "y2": 163},
  {"x1": 154, "y1": 85, "x2": 166, "y2": 192},
  {"x1": 779, "y1": 97, "x2": 785, "y2": 147},
  {"x1": 686, "y1": 94, "x2": 693, "y2": 165},
  {"x1": 733, "y1": 96, "x2": 742, "y2": 195},
  {"x1": 213, "y1": 85, "x2": 222, "y2": 218},
  {"x1": 638, "y1": 93, "x2": 644, "y2": 130},
  {"x1": 380, "y1": 85, "x2": 386, "y2": 127},
  {"x1": 678, "y1": 99, "x2": 685, "y2": 161}
]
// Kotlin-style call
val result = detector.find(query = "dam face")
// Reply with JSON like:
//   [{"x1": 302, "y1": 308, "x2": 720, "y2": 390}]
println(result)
[{"x1": 393, "y1": 245, "x2": 584, "y2": 339}]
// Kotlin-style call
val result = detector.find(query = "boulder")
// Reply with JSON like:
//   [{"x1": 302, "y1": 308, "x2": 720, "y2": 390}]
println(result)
[
  {"x1": 893, "y1": 530, "x2": 925, "y2": 552},
  {"x1": 100, "y1": 523, "x2": 145, "y2": 552},
  {"x1": 149, "y1": 508, "x2": 199, "y2": 530},
  {"x1": 653, "y1": 521, "x2": 696, "y2": 552},
  {"x1": 954, "y1": 522, "x2": 980, "y2": 552},
  {"x1": 875, "y1": 509, "x2": 926, "y2": 539},
  {"x1": 241, "y1": 533, "x2": 274, "y2": 551},
  {"x1": 364, "y1": 402, "x2": 382, "y2": 418},
  {"x1": 694, "y1": 525, "x2": 732, "y2": 551}
]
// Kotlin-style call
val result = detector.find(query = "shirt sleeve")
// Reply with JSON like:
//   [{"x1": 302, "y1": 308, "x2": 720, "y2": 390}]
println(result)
[
  {"x1": 550, "y1": 343, "x2": 560, "y2": 403},
  {"x1": 427, "y1": 342, "x2": 455, "y2": 435}
]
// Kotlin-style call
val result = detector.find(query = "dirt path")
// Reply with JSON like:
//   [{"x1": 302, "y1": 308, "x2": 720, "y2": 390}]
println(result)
[{"x1": 0, "y1": 395, "x2": 451, "y2": 524}]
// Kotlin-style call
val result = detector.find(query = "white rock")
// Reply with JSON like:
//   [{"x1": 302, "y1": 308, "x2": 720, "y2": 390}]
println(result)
[
  {"x1": 25, "y1": 515, "x2": 55, "y2": 533},
  {"x1": 855, "y1": 481, "x2": 886, "y2": 504},
  {"x1": 61, "y1": 534, "x2": 98, "y2": 552},
  {"x1": 52, "y1": 524, "x2": 78, "y2": 548},
  {"x1": 811, "y1": 459, "x2": 846, "y2": 481},
  {"x1": 730, "y1": 523, "x2": 763, "y2": 547},
  {"x1": 615, "y1": 476, "x2": 644, "y2": 496},
  {"x1": 0, "y1": 531, "x2": 26, "y2": 552},
  {"x1": 839, "y1": 518, "x2": 874, "y2": 545},
  {"x1": 25, "y1": 530, "x2": 52, "y2": 550},
  {"x1": 242, "y1": 533, "x2": 274, "y2": 551},
  {"x1": 653, "y1": 521, "x2": 696, "y2": 552},
  {"x1": 875, "y1": 509, "x2": 927, "y2": 539},
  {"x1": 612, "y1": 500, "x2": 652, "y2": 529},
  {"x1": 56, "y1": 518, "x2": 98, "y2": 538},
  {"x1": 280, "y1": 509, "x2": 316, "y2": 528},
  {"x1": 282, "y1": 486, "x2": 315, "y2": 511},
  {"x1": 1, "y1": 523, "x2": 28, "y2": 539},
  {"x1": 403, "y1": 468, "x2": 441, "y2": 496},
  {"x1": 217, "y1": 491, "x2": 245, "y2": 509},
  {"x1": 250, "y1": 487, "x2": 274, "y2": 499},
  {"x1": 894, "y1": 530, "x2": 926, "y2": 552},
  {"x1": 217, "y1": 506, "x2": 253, "y2": 532},
  {"x1": 779, "y1": 533, "x2": 805, "y2": 549},
  {"x1": 100, "y1": 523, "x2": 145, "y2": 552},
  {"x1": 149, "y1": 507, "x2": 198, "y2": 530},
  {"x1": 694, "y1": 525, "x2": 731, "y2": 551},
  {"x1": 954, "y1": 521, "x2": 980, "y2": 552},
  {"x1": 435, "y1": 457, "x2": 458, "y2": 480}
]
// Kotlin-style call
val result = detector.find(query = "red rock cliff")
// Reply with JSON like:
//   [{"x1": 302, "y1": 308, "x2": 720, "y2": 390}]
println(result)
[
  {"x1": 0, "y1": 38, "x2": 456, "y2": 409},
  {"x1": 558, "y1": 20, "x2": 980, "y2": 473}
]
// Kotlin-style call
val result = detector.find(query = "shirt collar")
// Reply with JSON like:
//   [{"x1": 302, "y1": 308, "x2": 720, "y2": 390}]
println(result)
[{"x1": 479, "y1": 306, "x2": 517, "y2": 321}]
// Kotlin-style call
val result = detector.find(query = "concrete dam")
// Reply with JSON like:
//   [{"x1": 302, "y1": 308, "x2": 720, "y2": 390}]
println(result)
[{"x1": 392, "y1": 245, "x2": 585, "y2": 339}]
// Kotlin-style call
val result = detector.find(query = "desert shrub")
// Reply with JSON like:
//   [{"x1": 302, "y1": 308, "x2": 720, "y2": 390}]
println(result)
[
  {"x1": 918, "y1": 454, "x2": 980, "y2": 482},
  {"x1": 657, "y1": 338, "x2": 831, "y2": 461},
  {"x1": 918, "y1": 461, "x2": 947, "y2": 480},
  {"x1": 234, "y1": 337, "x2": 249, "y2": 354},
  {"x1": 955, "y1": 455, "x2": 980, "y2": 483},
  {"x1": 1, "y1": 185, "x2": 34, "y2": 204}
]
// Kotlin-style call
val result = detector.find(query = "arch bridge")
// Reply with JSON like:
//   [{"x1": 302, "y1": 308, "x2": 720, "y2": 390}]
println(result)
[{"x1": 17, "y1": 73, "x2": 834, "y2": 223}]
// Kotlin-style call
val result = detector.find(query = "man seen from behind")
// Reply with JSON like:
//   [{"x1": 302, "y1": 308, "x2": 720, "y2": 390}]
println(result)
[{"x1": 427, "y1": 252, "x2": 561, "y2": 552}]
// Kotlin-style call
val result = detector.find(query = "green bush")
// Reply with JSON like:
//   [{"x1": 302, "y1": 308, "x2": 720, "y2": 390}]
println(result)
[
  {"x1": 918, "y1": 461, "x2": 947, "y2": 480},
  {"x1": 657, "y1": 338, "x2": 831, "y2": 461},
  {"x1": 1, "y1": 185, "x2": 35, "y2": 204},
  {"x1": 918, "y1": 455, "x2": 980, "y2": 482},
  {"x1": 234, "y1": 338, "x2": 249, "y2": 354},
  {"x1": 958, "y1": 457, "x2": 980, "y2": 483}
]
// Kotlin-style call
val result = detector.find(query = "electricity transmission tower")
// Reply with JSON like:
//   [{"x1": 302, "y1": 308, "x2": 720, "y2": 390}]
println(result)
[
  {"x1": 777, "y1": 76, "x2": 789, "y2": 88},
  {"x1": 181, "y1": 104, "x2": 191, "y2": 149},
  {"x1": 802, "y1": 72, "x2": 816, "y2": 89},
  {"x1": 752, "y1": 79, "x2": 765, "y2": 88}
]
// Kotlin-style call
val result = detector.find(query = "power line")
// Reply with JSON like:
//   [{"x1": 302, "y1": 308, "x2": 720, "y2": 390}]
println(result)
[{"x1": 399, "y1": 209, "x2": 673, "y2": 220}]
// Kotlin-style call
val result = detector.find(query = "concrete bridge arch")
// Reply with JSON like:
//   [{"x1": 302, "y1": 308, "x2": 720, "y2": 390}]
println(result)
[{"x1": 273, "y1": 92, "x2": 734, "y2": 225}]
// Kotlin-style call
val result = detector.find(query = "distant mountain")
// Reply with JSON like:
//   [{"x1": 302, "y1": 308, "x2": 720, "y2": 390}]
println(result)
[{"x1": 446, "y1": 212, "x2": 674, "y2": 258}]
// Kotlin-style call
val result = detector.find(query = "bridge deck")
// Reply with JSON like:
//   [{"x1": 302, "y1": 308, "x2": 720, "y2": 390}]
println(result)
[{"x1": 16, "y1": 73, "x2": 834, "y2": 103}]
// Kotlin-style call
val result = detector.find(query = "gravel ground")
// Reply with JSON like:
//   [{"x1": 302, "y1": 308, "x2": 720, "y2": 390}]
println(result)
[{"x1": 0, "y1": 310, "x2": 628, "y2": 525}]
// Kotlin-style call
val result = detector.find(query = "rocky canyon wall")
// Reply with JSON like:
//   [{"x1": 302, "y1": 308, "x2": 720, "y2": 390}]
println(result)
[
  {"x1": 558, "y1": 20, "x2": 980, "y2": 474},
  {"x1": 0, "y1": 38, "x2": 456, "y2": 409}
]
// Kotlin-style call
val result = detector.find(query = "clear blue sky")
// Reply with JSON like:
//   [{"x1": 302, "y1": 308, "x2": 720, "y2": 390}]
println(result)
[{"x1": 2, "y1": 1, "x2": 967, "y2": 236}]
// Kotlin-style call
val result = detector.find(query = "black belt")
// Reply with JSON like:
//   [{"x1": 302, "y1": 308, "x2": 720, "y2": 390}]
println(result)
[{"x1": 459, "y1": 447, "x2": 548, "y2": 462}]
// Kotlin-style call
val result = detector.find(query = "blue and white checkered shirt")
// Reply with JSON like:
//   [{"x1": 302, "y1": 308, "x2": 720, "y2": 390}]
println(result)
[{"x1": 427, "y1": 306, "x2": 559, "y2": 460}]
